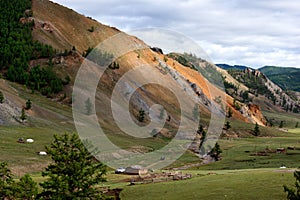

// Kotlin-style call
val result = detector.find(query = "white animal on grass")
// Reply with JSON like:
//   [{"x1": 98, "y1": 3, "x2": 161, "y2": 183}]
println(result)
[
  {"x1": 26, "y1": 138, "x2": 34, "y2": 143},
  {"x1": 39, "y1": 151, "x2": 47, "y2": 156}
]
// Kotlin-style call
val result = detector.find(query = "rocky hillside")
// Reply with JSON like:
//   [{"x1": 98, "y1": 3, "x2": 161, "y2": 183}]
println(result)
[{"x1": 227, "y1": 68, "x2": 299, "y2": 114}]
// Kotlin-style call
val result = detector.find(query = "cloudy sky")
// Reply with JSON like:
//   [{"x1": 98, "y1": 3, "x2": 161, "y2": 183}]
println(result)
[{"x1": 52, "y1": 0, "x2": 300, "y2": 68}]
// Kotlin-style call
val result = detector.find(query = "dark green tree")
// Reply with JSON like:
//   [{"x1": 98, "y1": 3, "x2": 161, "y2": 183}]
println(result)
[
  {"x1": 85, "y1": 97, "x2": 93, "y2": 115},
  {"x1": 242, "y1": 91, "x2": 250, "y2": 102},
  {"x1": 20, "y1": 108, "x2": 26, "y2": 122},
  {"x1": 38, "y1": 133, "x2": 108, "y2": 199},
  {"x1": 296, "y1": 122, "x2": 299, "y2": 128},
  {"x1": 159, "y1": 108, "x2": 165, "y2": 120},
  {"x1": 197, "y1": 124, "x2": 204, "y2": 135},
  {"x1": 193, "y1": 104, "x2": 199, "y2": 121},
  {"x1": 0, "y1": 91, "x2": 4, "y2": 103},
  {"x1": 284, "y1": 171, "x2": 300, "y2": 200},
  {"x1": 25, "y1": 99, "x2": 32, "y2": 110},
  {"x1": 210, "y1": 143, "x2": 222, "y2": 161},
  {"x1": 227, "y1": 107, "x2": 233, "y2": 118},
  {"x1": 254, "y1": 122, "x2": 260, "y2": 136},
  {"x1": 0, "y1": 162, "x2": 38, "y2": 199},
  {"x1": 88, "y1": 26, "x2": 95, "y2": 32},
  {"x1": 0, "y1": 162, "x2": 14, "y2": 199},
  {"x1": 138, "y1": 108, "x2": 145, "y2": 122},
  {"x1": 15, "y1": 174, "x2": 38, "y2": 200},
  {"x1": 279, "y1": 121, "x2": 284, "y2": 128},
  {"x1": 225, "y1": 121, "x2": 231, "y2": 130},
  {"x1": 199, "y1": 126, "x2": 207, "y2": 155}
]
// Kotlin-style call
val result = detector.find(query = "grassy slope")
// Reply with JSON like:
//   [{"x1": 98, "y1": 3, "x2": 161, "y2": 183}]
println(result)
[
  {"x1": 119, "y1": 129, "x2": 300, "y2": 199},
  {"x1": 120, "y1": 169, "x2": 294, "y2": 200},
  {"x1": 263, "y1": 110, "x2": 300, "y2": 128}
]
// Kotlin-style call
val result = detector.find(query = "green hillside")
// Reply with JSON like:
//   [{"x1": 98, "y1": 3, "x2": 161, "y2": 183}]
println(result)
[{"x1": 259, "y1": 66, "x2": 300, "y2": 92}]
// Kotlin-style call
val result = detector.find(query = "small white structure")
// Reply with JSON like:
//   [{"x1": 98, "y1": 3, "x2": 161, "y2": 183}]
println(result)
[
  {"x1": 26, "y1": 138, "x2": 34, "y2": 143},
  {"x1": 39, "y1": 151, "x2": 47, "y2": 156},
  {"x1": 115, "y1": 167, "x2": 126, "y2": 174}
]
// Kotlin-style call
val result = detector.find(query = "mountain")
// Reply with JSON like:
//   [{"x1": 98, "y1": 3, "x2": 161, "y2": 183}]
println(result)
[
  {"x1": 216, "y1": 64, "x2": 250, "y2": 71},
  {"x1": 14, "y1": 0, "x2": 268, "y2": 127},
  {"x1": 259, "y1": 66, "x2": 300, "y2": 92},
  {"x1": 1, "y1": 0, "x2": 299, "y2": 176}
]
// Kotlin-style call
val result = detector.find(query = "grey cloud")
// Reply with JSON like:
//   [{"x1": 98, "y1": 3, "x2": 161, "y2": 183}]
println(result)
[{"x1": 52, "y1": 0, "x2": 300, "y2": 68}]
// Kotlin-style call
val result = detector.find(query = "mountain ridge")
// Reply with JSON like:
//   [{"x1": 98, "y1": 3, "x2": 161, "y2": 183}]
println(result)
[{"x1": 259, "y1": 65, "x2": 300, "y2": 92}]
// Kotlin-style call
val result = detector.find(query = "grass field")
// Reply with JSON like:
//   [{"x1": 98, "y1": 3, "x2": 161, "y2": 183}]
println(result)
[
  {"x1": 117, "y1": 129, "x2": 300, "y2": 199},
  {"x1": 120, "y1": 169, "x2": 295, "y2": 200},
  {"x1": 192, "y1": 128, "x2": 300, "y2": 170},
  {"x1": 263, "y1": 110, "x2": 300, "y2": 129}
]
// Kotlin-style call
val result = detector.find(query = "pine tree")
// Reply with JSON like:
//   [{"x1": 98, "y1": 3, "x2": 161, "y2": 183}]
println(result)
[
  {"x1": 227, "y1": 107, "x2": 233, "y2": 118},
  {"x1": 0, "y1": 162, "x2": 38, "y2": 199},
  {"x1": 15, "y1": 174, "x2": 38, "y2": 200},
  {"x1": 197, "y1": 124, "x2": 204, "y2": 135},
  {"x1": 20, "y1": 108, "x2": 26, "y2": 122},
  {"x1": 85, "y1": 97, "x2": 93, "y2": 115},
  {"x1": 210, "y1": 143, "x2": 222, "y2": 161},
  {"x1": 159, "y1": 108, "x2": 165, "y2": 120},
  {"x1": 254, "y1": 122, "x2": 260, "y2": 136},
  {"x1": 279, "y1": 121, "x2": 284, "y2": 128},
  {"x1": 199, "y1": 125, "x2": 207, "y2": 156},
  {"x1": 296, "y1": 122, "x2": 299, "y2": 128},
  {"x1": 38, "y1": 133, "x2": 108, "y2": 199},
  {"x1": 25, "y1": 99, "x2": 32, "y2": 110},
  {"x1": 193, "y1": 104, "x2": 199, "y2": 121},
  {"x1": 225, "y1": 121, "x2": 231, "y2": 130},
  {"x1": 0, "y1": 91, "x2": 4, "y2": 103},
  {"x1": 138, "y1": 108, "x2": 145, "y2": 122},
  {"x1": 0, "y1": 162, "x2": 14, "y2": 199}
]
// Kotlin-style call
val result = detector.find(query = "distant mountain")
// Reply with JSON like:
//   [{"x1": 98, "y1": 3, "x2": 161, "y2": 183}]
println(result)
[
  {"x1": 259, "y1": 66, "x2": 300, "y2": 92},
  {"x1": 216, "y1": 64, "x2": 250, "y2": 71}
]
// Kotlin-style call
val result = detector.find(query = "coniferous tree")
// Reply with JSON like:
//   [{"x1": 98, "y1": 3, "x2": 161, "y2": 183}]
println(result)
[
  {"x1": 199, "y1": 125, "x2": 207, "y2": 155},
  {"x1": 0, "y1": 91, "x2": 4, "y2": 103},
  {"x1": 254, "y1": 122, "x2": 260, "y2": 136},
  {"x1": 25, "y1": 99, "x2": 32, "y2": 110},
  {"x1": 85, "y1": 97, "x2": 93, "y2": 115},
  {"x1": 15, "y1": 174, "x2": 38, "y2": 200},
  {"x1": 227, "y1": 107, "x2": 233, "y2": 118},
  {"x1": 138, "y1": 108, "x2": 145, "y2": 122},
  {"x1": 0, "y1": 162, "x2": 14, "y2": 199},
  {"x1": 225, "y1": 121, "x2": 231, "y2": 130},
  {"x1": 210, "y1": 143, "x2": 222, "y2": 161},
  {"x1": 20, "y1": 108, "x2": 26, "y2": 122},
  {"x1": 38, "y1": 133, "x2": 108, "y2": 199},
  {"x1": 279, "y1": 121, "x2": 284, "y2": 128},
  {"x1": 159, "y1": 108, "x2": 165, "y2": 120}
]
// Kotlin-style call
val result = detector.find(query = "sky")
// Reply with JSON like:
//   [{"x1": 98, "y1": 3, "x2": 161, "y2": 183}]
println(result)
[{"x1": 52, "y1": 0, "x2": 300, "y2": 68}]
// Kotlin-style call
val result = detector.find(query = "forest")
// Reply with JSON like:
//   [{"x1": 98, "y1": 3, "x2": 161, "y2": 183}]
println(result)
[{"x1": 0, "y1": 0, "x2": 64, "y2": 96}]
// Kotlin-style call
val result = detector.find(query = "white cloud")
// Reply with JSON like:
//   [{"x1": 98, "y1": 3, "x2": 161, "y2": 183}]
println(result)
[{"x1": 52, "y1": 0, "x2": 300, "y2": 68}]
